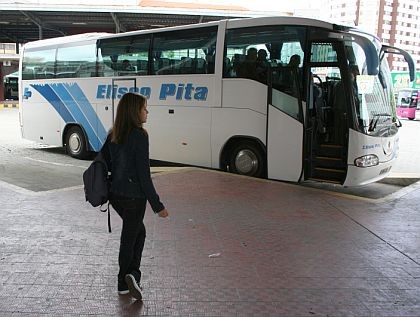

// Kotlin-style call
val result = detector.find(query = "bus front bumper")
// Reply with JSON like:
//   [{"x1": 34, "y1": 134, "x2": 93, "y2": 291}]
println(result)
[{"x1": 343, "y1": 160, "x2": 394, "y2": 187}]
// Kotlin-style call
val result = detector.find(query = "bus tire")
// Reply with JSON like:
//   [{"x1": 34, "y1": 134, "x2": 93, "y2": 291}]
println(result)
[
  {"x1": 229, "y1": 142, "x2": 265, "y2": 178},
  {"x1": 409, "y1": 117, "x2": 415, "y2": 120},
  {"x1": 65, "y1": 126, "x2": 88, "y2": 159}
]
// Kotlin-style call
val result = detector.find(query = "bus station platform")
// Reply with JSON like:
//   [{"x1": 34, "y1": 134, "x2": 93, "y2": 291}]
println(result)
[
  {"x1": 1, "y1": 168, "x2": 420, "y2": 316},
  {"x1": 0, "y1": 100, "x2": 19, "y2": 108}
]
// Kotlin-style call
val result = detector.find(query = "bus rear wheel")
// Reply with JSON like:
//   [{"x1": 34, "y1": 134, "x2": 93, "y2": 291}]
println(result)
[
  {"x1": 229, "y1": 142, "x2": 265, "y2": 178},
  {"x1": 65, "y1": 126, "x2": 88, "y2": 159}
]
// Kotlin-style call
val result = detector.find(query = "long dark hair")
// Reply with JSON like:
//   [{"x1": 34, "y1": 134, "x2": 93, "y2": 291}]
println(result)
[{"x1": 110, "y1": 92, "x2": 147, "y2": 144}]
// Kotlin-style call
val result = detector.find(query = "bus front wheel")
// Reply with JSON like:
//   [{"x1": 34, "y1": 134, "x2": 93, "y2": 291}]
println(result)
[
  {"x1": 65, "y1": 126, "x2": 88, "y2": 159},
  {"x1": 229, "y1": 142, "x2": 265, "y2": 178}
]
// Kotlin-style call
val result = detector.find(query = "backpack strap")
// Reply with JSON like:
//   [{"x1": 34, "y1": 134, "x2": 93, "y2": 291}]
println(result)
[
  {"x1": 107, "y1": 203, "x2": 111, "y2": 233},
  {"x1": 100, "y1": 202, "x2": 112, "y2": 233},
  {"x1": 100, "y1": 135, "x2": 112, "y2": 234},
  {"x1": 101, "y1": 135, "x2": 112, "y2": 172}
]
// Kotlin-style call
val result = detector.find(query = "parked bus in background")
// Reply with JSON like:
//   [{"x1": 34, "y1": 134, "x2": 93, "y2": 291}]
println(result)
[
  {"x1": 4, "y1": 71, "x2": 18, "y2": 100},
  {"x1": 19, "y1": 17, "x2": 415, "y2": 186},
  {"x1": 396, "y1": 89, "x2": 420, "y2": 120}
]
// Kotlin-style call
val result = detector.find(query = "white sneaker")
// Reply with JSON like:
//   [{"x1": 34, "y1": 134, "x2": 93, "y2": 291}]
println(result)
[
  {"x1": 118, "y1": 289, "x2": 129, "y2": 295},
  {"x1": 125, "y1": 274, "x2": 142, "y2": 300}
]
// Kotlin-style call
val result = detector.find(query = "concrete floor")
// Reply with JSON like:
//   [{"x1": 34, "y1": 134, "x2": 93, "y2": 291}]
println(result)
[{"x1": 1, "y1": 168, "x2": 420, "y2": 316}]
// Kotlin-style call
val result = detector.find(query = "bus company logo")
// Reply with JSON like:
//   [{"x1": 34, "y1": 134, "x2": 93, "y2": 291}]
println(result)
[
  {"x1": 382, "y1": 138, "x2": 395, "y2": 156},
  {"x1": 96, "y1": 83, "x2": 208, "y2": 101},
  {"x1": 23, "y1": 87, "x2": 32, "y2": 98}
]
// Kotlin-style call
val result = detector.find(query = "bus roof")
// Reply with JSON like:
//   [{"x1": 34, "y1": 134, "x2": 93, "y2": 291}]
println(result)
[
  {"x1": 227, "y1": 16, "x2": 334, "y2": 29},
  {"x1": 23, "y1": 32, "x2": 110, "y2": 49},
  {"x1": 22, "y1": 16, "x2": 379, "y2": 49},
  {"x1": 96, "y1": 16, "x2": 358, "y2": 41}
]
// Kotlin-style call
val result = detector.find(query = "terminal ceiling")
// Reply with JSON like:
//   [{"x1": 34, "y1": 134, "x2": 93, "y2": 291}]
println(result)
[{"x1": 0, "y1": 10, "x2": 243, "y2": 44}]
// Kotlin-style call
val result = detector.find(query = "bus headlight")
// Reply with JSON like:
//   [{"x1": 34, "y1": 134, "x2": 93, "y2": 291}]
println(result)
[{"x1": 354, "y1": 154, "x2": 379, "y2": 167}]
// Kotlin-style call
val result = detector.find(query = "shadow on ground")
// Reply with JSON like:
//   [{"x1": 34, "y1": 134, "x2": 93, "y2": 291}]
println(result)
[{"x1": 301, "y1": 177, "x2": 420, "y2": 199}]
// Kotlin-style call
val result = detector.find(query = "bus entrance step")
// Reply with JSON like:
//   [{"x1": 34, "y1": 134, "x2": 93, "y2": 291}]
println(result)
[
  {"x1": 316, "y1": 144, "x2": 344, "y2": 158},
  {"x1": 307, "y1": 177, "x2": 341, "y2": 184},
  {"x1": 314, "y1": 156, "x2": 346, "y2": 169},
  {"x1": 311, "y1": 167, "x2": 346, "y2": 183}
]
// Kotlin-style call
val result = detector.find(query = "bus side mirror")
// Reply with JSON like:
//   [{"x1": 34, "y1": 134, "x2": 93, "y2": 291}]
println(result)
[
  {"x1": 381, "y1": 45, "x2": 415, "y2": 82},
  {"x1": 352, "y1": 35, "x2": 379, "y2": 76}
]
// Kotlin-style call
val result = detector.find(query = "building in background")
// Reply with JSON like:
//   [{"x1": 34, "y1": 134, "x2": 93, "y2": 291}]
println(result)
[
  {"x1": 0, "y1": 43, "x2": 16, "y2": 55},
  {"x1": 326, "y1": 0, "x2": 420, "y2": 72},
  {"x1": 0, "y1": 43, "x2": 19, "y2": 101}
]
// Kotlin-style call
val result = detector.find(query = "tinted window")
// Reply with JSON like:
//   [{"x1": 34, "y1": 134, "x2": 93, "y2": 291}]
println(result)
[
  {"x1": 98, "y1": 35, "x2": 151, "y2": 77},
  {"x1": 152, "y1": 27, "x2": 217, "y2": 75},
  {"x1": 224, "y1": 26, "x2": 306, "y2": 86},
  {"x1": 224, "y1": 25, "x2": 306, "y2": 119},
  {"x1": 311, "y1": 43, "x2": 338, "y2": 62},
  {"x1": 56, "y1": 43, "x2": 97, "y2": 78},
  {"x1": 22, "y1": 48, "x2": 56, "y2": 80}
]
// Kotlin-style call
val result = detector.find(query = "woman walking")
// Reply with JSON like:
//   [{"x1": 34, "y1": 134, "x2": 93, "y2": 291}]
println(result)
[{"x1": 108, "y1": 92, "x2": 169, "y2": 300}]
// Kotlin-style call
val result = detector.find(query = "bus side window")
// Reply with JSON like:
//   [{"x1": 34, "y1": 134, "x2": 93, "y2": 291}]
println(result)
[
  {"x1": 56, "y1": 43, "x2": 97, "y2": 78},
  {"x1": 22, "y1": 49, "x2": 56, "y2": 80},
  {"x1": 137, "y1": 60, "x2": 148, "y2": 75},
  {"x1": 22, "y1": 67, "x2": 35, "y2": 80},
  {"x1": 195, "y1": 58, "x2": 206, "y2": 74},
  {"x1": 179, "y1": 57, "x2": 193, "y2": 74},
  {"x1": 98, "y1": 35, "x2": 151, "y2": 78},
  {"x1": 156, "y1": 58, "x2": 172, "y2": 74},
  {"x1": 224, "y1": 25, "x2": 306, "y2": 88},
  {"x1": 223, "y1": 57, "x2": 231, "y2": 77},
  {"x1": 232, "y1": 54, "x2": 245, "y2": 77},
  {"x1": 151, "y1": 26, "x2": 217, "y2": 76},
  {"x1": 207, "y1": 54, "x2": 215, "y2": 74}
]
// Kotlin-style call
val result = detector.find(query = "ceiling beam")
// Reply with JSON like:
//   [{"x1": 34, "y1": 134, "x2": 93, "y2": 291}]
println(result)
[
  {"x1": 20, "y1": 11, "x2": 66, "y2": 38},
  {"x1": 0, "y1": 30, "x2": 20, "y2": 43},
  {"x1": 110, "y1": 12, "x2": 126, "y2": 33}
]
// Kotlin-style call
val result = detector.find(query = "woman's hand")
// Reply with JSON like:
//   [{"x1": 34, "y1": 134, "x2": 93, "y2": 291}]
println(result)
[{"x1": 158, "y1": 208, "x2": 169, "y2": 218}]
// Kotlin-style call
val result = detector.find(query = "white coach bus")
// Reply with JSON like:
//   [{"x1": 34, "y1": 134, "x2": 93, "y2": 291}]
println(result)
[{"x1": 19, "y1": 17, "x2": 415, "y2": 186}]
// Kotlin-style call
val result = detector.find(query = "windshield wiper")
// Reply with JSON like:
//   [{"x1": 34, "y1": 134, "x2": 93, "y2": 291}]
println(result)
[{"x1": 368, "y1": 113, "x2": 391, "y2": 132}]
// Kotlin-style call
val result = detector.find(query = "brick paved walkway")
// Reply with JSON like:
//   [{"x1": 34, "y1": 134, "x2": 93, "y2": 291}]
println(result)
[{"x1": 1, "y1": 169, "x2": 420, "y2": 316}]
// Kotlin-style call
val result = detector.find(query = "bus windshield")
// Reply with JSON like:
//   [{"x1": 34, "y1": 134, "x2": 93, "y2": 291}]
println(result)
[{"x1": 347, "y1": 36, "x2": 397, "y2": 137}]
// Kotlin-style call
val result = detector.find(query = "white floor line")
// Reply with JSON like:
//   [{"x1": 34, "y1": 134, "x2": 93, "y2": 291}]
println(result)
[
  {"x1": 0, "y1": 179, "x2": 83, "y2": 196},
  {"x1": 23, "y1": 156, "x2": 87, "y2": 168}
]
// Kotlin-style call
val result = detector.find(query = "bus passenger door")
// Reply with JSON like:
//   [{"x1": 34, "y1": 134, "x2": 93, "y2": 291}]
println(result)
[
  {"x1": 266, "y1": 66, "x2": 304, "y2": 182},
  {"x1": 95, "y1": 78, "x2": 137, "y2": 149},
  {"x1": 304, "y1": 41, "x2": 349, "y2": 184}
]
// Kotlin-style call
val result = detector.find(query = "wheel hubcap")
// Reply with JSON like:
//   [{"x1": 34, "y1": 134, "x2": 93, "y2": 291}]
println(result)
[
  {"x1": 68, "y1": 133, "x2": 81, "y2": 153},
  {"x1": 235, "y1": 149, "x2": 258, "y2": 175}
]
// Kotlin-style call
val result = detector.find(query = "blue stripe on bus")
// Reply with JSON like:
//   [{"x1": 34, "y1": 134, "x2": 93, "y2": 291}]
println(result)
[
  {"x1": 64, "y1": 83, "x2": 107, "y2": 147},
  {"x1": 49, "y1": 83, "x2": 97, "y2": 150},
  {"x1": 30, "y1": 84, "x2": 74, "y2": 123},
  {"x1": 30, "y1": 83, "x2": 107, "y2": 152}
]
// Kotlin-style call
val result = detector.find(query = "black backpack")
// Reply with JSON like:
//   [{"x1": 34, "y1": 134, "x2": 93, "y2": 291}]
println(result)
[{"x1": 83, "y1": 138, "x2": 112, "y2": 232}]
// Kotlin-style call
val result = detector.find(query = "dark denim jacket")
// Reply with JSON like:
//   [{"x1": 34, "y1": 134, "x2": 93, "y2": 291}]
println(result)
[{"x1": 108, "y1": 128, "x2": 164, "y2": 213}]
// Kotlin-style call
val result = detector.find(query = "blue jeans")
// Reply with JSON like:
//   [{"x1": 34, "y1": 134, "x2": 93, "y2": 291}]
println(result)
[{"x1": 110, "y1": 195, "x2": 147, "y2": 285}]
